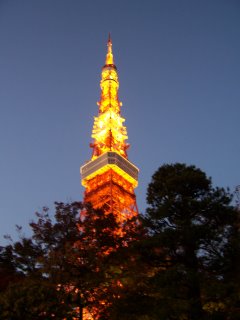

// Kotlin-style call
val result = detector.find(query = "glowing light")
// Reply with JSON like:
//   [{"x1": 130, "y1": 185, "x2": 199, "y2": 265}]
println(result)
[
  {"x1": 105, "y1": 36, "x2": 114, "y2": 65},
  {"x1": 80, "y1": 35, "x2": 139, "y2": 228},
  {"x1": 80, "y1": 36, "x2": 139, "y2": 227},
  {"x1": 89, "y1": 37, "x2": 130, "y2": 160}
]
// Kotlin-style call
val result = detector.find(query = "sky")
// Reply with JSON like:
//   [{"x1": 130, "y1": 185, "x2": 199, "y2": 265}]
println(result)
[{"x1": 0, "y1": 0, "x2": 239, "y2": 243}]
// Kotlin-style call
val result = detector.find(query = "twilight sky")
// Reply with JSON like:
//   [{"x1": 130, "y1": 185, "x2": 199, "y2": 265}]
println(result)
[{"x1": 0, "y1": 0, "x2": 239, "y2": 242}]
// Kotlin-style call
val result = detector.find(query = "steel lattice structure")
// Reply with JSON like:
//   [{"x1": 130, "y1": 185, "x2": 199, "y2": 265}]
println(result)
[{"x1": 80, "y1": 36, "x2": 139, "y2": 221}]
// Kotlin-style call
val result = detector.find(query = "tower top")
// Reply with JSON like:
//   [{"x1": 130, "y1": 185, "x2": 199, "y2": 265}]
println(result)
[
  {"x1": 80, "y1": 36, "x2": 139, "y2": 225},
  {"x1": 105, "y1": 33, "x2": 114, "y2": 66},
  {"x1": 90, "y1": 35, "x2": 129, "y2": 159}
]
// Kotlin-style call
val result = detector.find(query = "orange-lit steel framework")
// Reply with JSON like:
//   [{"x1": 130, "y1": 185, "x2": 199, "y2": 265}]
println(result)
[{"x1": 80, "y1": 35, "x2": 139, "y2": 221}]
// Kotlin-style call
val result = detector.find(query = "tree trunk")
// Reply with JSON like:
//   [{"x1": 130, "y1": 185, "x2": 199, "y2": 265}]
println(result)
[{"x1": 185, "y1": 246, "x2": 204, "y2": 320}]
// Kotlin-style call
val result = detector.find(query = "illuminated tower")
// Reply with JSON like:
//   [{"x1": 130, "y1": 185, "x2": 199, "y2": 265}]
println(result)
[{"x1": 80, "y1": 36, "x2": 139, "y2": 221}]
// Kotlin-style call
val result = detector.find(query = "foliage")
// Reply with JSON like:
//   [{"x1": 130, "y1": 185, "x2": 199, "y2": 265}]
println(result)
[
  {"x1": 142, "y1": 163, "x2": 239, "y2": 320},
  {"x1": 0, "y1": 245, "x2": 23, "y2": 292},
  {"x1": 0, "y1": 163, "x2": 239, "y2": 319},
  {"x1": 0, "y1": 279, "x2": 68, "y2": 319},
  {"x1": 0, "y1": 202, "x2": 141, "y2": 319}
]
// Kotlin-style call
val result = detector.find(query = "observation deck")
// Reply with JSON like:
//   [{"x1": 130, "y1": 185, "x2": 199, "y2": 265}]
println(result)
[{"x1": 81, "y1": 151, "x2": 139, "y2": 188}]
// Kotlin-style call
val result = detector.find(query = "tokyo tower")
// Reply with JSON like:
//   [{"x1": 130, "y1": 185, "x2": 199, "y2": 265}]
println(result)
[{"x1": 80, "y1": 36, "x2": 139, "y2": 221}]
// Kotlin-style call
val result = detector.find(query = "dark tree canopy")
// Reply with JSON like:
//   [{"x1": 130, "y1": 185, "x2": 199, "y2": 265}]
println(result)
[
  {"x1": 0, "y1": 202, "x2": 141, "y2": 320},
  {"x1": 142, "y1": 163, "x2": 239, "y2": 320},
  {"x1": 0, "y1": 163, "x2": 239, "y2": 320}
]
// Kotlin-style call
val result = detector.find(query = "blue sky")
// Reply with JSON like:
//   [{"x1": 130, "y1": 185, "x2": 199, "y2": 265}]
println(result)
[{"x1": 0, "y1": 0, "x2": 239, "y2": 242}]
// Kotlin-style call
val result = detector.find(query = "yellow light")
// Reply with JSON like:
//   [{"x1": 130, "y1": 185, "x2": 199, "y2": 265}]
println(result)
[
  {"x1": 80, "y1": 36, "x2": 139, "y2": 320},
  {"x1": 82, "y1": 162, "x2": 138, "y2": 188}
]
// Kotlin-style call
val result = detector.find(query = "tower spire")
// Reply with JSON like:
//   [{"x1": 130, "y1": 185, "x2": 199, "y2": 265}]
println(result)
[
  {"x1": 80, "y1": 36, "x2": 139, "y2": 320},
  {"x1": 80, "y1": 36, "x2": 139, "y2": 223},
  {"x1": 90, "y1": 35, "x2": 128, "y2": 159},
  {"x1": 105, "y1": 33, "x2": 114, "y2": 65}
]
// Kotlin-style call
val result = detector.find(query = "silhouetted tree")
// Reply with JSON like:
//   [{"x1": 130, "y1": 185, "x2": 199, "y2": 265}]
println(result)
[
  {"x1": 1, "y1": 164, "x2": 239, "y2": 320},
  {"x1": 0, "y1": 201, "x2": 141, "y2": 319},
  {"x1": 142, "y1": 163, "x2": 239, "y2": 320},
  {"x1": 0, "y1": 278, "x2": 68, "y2": 320},
  {"x1": 0, "y1": 245, "x2": 24, "y2": 293}
]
